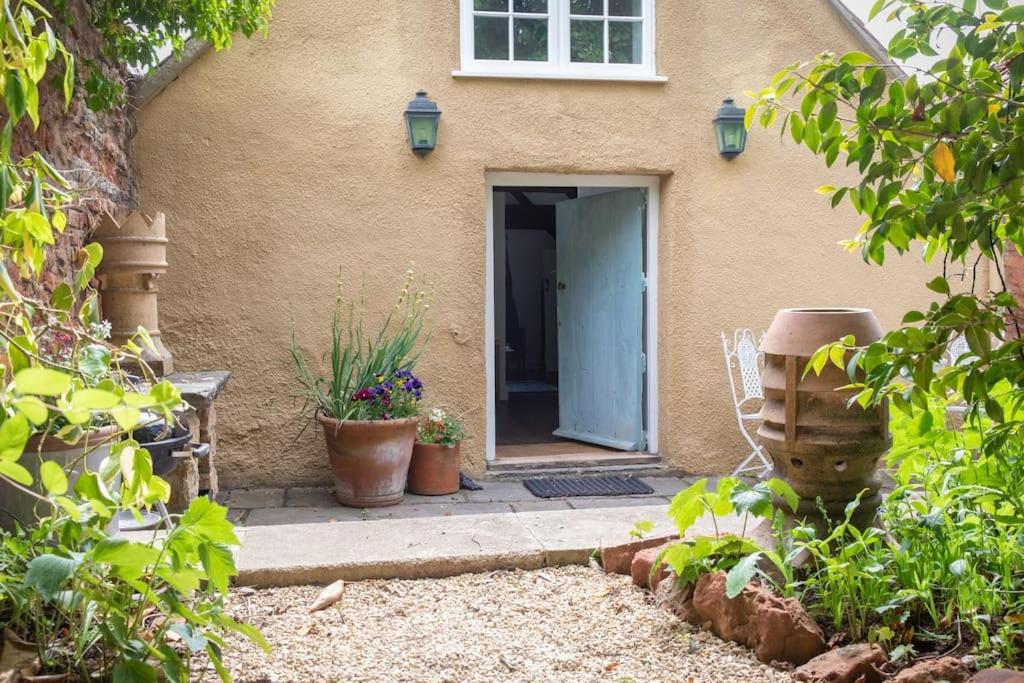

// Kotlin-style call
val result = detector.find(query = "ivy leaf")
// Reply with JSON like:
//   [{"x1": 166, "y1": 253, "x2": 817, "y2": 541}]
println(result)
[
  {"x1": 725, "y1": 553, "x2": 761, "y2": 598},
  {"x1": 0, "y1": 413, "x2": 30, "y2": 461},
  {"x1": 39, "y1": 460, "x2": 68, "y2": 496},
  {"x1": 933, "y1": 142, "x2": 956, "y2": 182},
  {"x1": 0, "y1": 460, "x2": 32, "y2": 486},
  {"x1": 15, "y1": 367, "x2": 72, "y2": 397}
]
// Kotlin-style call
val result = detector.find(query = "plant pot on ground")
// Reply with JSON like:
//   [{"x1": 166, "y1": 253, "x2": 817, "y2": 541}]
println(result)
[
  {"x1": 407, "y1": 408, "x2": 464, "y2": 496},
  {"x1": 0, "y1": 427, "x2": 118, "y2": 533},
  {"x1": 291, "y1": 270, "x2": 430, "y2": 508}
]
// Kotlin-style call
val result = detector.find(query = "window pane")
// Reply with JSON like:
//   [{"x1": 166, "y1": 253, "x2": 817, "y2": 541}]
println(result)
[
  {"x1": 474, "y1": 0, "x2": 508, "y2": 10},
  {"x1": 513, "y1": 0, "x2": 547, "y2": 12},
  {"x1": 570, "y1": 0, "x2": 602, "y2": 15},
  {"x1": 570, "y1": 20, "x2": 604, "y2": 62},
  {"x1": 609, "y1": 0, "x2": 642, "y2": 16},
  {"x1": 475, "y1": 16, "x2": 509, "y2": 59},
  {"x1": 514, "y1": 18, "x2": 547, "y2": 60},
  {"x1": 609, "y1": 20, "x2": 641, "y2": 63}
]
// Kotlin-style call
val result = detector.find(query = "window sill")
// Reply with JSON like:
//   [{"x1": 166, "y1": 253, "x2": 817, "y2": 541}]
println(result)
[{"x1": 451, "y1": 69, "x2": 668, "y2": 83}]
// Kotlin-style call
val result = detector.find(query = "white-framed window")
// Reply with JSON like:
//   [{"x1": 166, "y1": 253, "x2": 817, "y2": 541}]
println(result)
[{"x1": 456, "y1": 0, "x2": 661, "y2": 81}]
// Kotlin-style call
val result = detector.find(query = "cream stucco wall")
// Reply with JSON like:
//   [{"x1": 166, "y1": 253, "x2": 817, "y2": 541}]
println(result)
[{"x1": 134, "y1": 0, "x2": 936, "y2": 488}]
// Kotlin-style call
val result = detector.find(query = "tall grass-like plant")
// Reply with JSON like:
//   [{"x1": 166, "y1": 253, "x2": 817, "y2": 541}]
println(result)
[{"x1": 291, "y1": 269, "x2": 429, "y2": 421}]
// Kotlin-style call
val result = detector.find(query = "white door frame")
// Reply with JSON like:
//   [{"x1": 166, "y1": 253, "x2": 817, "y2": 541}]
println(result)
[{"x1": 485, "y1": 172, "x2": 660, "y2": 463}]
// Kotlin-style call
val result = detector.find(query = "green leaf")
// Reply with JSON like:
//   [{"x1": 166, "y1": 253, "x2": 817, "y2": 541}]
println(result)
[
  {"x1": 667, "y1": 479, "x2": 708, "y2": 536},
  {"x1": 70, "y1": 388, "x2": 120, "y2": 411},
  {"x1": 91, "y1": 538, "x2": 161, "y2": 570},
  {"x1": 168, "y1": 623, "x2": 208, "y2": 653},
  {"x1": 39, "y1": 460, "x2": 68, "y2": 496},
  {"x1": 77, "y1": 344, "x2": 111, "y2": 382},
  {"x1": 0, "y1": 413, "x2": 30, "y2": 461},
  {"x1": 22, "y1": 211, "x2": 53, "y2": 244},
  {"x1": 15, "y1": 367, "x2": 71, "y2": 397},
  {"x1": 725, "y1": 553, "x2": 761, "y2": 598},
  {"x1": 766, "y1": 478, "x2": 799, "y2": 513},
  {"x1": 199, "y1": 542, "x2": 236, "y2": 594},
  {"x1": 841, "y1": 51, "x2": 875, "y2": 66},
  {"x1": 0, "y1": 460, "x2": 32, "y2": 486},
  {"x1": 926, "y1": 276, "x2": 951, "y2": 295},
  {"x1": 13, "y1": 397, "x2": 48, "y2": 426},
  {"x1": 998, "y1": 6, "x2": 1024, "y2": 20},
  {"x1": 818, "y1": 100, "x2": 837, "y2": 133},
  {"x1": 113, "y1": 660, "x2": 157, "y2": 683},
  {"x1": 49, "y1": 282, "x2": 73, "y2": 313},
  {"x1": 729, "y1": 482, "x2": 773, "y2": 518},
  {"x1": 24, "y1": 554, "x2": 79, "y2": 601},
  {"x1": 5, "y1": 70, "x2": 27, "y2": 122},
  {"x1": 179, "y1": 497, "x2": 240, "y2": 545}
]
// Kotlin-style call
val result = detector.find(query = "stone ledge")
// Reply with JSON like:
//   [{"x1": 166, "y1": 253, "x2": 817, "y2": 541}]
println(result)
[{"x1": 166, "y1": 370, "x2": 230, "y2": 407}]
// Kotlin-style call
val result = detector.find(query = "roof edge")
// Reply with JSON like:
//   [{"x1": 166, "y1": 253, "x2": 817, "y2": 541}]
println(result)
[
  {"x1": 132, "y1": 39, "x2": 211, "y2": 109},
  {"x1": 825, "y1": 0, "x2": 891, "y2": 64}
]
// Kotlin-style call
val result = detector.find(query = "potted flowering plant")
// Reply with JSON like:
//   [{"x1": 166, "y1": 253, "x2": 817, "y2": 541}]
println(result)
[
  {"x1": 291, "y1": 271, "x2": 428, "y2": 507},
  {"x1": 407, "y1": 408, "x2": 465, "y2": 496}
]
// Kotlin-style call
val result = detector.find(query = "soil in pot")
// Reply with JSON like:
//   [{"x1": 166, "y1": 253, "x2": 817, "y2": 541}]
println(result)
[
  {"x1": 318, "y1": 413, "x2": 418, "y2": 507},
  {"x1": 407, "y1": 442, "x2": 460, "y2": 496}
]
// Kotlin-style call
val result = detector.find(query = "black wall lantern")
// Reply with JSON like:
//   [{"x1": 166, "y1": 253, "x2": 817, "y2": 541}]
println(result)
[
  {"x1": 713, "y1": 97, "x2": 747, "y2": 160},
  {"x1": 405, "y1": 90, "x2": 441, "y2": 154}
]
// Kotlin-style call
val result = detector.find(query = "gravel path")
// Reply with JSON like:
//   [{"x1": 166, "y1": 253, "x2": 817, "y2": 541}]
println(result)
[{"x1": 204, "y1": 566, "x2": 790, "y2": 683}]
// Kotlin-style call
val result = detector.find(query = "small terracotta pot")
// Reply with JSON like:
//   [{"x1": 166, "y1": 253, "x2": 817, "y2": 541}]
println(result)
[
  {"x1": 317, "y1": 412, "x2": 418, "y2": 508},
  {"x1": 407, "y1": 442, "x2": 460, "y2": 496}
]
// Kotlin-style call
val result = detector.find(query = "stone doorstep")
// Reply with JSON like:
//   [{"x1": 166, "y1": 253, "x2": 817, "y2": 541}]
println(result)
[{"x1": 229, "y1": 505, "x2": 745, "y2": 587}]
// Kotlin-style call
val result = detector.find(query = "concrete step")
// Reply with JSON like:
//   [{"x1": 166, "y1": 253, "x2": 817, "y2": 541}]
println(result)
[{"x1": 229, "y1": 504, "x2": 744, "y2": 587}]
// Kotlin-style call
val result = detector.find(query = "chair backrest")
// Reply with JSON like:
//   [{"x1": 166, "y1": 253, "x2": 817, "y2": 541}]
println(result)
[
  {"x1": 722, "y1": 329, "x2": 764, "y2": 406},
  {"x1": 947, "y1": 334, "x2": 973, "y2": 366}
]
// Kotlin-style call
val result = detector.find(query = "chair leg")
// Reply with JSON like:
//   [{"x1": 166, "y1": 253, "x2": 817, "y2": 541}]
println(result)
[{"x1": 732, "y1": 446, "x2": 772, "y2": 478}]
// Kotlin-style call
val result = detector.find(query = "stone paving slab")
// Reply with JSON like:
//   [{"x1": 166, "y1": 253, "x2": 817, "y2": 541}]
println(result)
[
  {"x1": 231, "y1": 504, "x2": 745, "y2": 587},
  {"x1": 566, "y1": 495, "x2": 672, "y2": 509}
]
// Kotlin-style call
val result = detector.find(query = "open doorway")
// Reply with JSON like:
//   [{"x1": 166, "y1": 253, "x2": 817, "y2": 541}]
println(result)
[{"x1": 490, "y1": 180, "x2": 656, "y2": 465}]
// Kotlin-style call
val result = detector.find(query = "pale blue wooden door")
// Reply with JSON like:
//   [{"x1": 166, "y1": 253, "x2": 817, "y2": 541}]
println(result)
[{"x1": 554, "y1": 189, "x2": 645, "y2": 451}]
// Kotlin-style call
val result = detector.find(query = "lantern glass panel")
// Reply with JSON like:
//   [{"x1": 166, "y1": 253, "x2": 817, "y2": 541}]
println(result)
[{"x1": 407, "y1": 115, "x2": 438, "y2": 150}]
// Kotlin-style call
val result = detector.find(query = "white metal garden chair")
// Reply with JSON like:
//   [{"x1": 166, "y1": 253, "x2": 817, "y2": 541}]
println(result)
[{"x1": 722, "y1": 329, "x2": 772, "y2": 478}]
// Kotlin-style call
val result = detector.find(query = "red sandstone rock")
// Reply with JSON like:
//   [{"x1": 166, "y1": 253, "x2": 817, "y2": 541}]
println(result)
[
  {"x1": 793, "y1": 643, "x2": 888, "y2": 683},
  {"x1": 690, "y1": 571, "x2": 826, "y2": 666},
  {"x1": 601, "y1": 534, "x2": 677, "y2": 575},
  {"x1": 630, "y1": 543, "x2": 672, "y2": 590},
  {"x1": 970, "y1": 670, "x2": 1024, "y2": 683},
  {"x1": 892, "y1": 657, "x2": 970, "y2": 683},
  {"x1": 653, "y1": 578, "x2": 700, "y2": 624}
]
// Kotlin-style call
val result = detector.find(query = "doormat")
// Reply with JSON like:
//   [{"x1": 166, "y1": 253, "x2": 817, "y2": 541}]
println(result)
[{"x1": 522, "y1": 476, "x2": 654, "y2": 499}]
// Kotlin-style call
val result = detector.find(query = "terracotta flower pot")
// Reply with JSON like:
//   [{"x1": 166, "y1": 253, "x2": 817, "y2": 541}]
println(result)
[
  {"x1": 317, "y1": 412, "x2": 418, "y2": 508},
  {"x1": 757, "y1": 308, "x2": 890, "y2": 528},
  {"x1": 407, "y1": 442, "x2": 460, "y2": 496}
]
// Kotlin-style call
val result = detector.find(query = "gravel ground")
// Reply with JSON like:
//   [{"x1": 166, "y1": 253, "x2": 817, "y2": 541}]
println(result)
[{"x1": 200, "y1": 566, "x2": 790, "y2": 683}]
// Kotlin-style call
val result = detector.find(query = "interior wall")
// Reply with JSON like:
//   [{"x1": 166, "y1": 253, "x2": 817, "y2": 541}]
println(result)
[{"x1": 506, "y1": 228, "x2": 554, "y2": 377}]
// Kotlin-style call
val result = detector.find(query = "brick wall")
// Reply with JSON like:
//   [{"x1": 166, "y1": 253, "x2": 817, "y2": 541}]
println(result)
[
  {"x1": 1004, "y1": 249, "x2": 1024, "y2": 336},
  {"x1": 10, "y1": 0, "x2": 135, "y2": 299}
]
